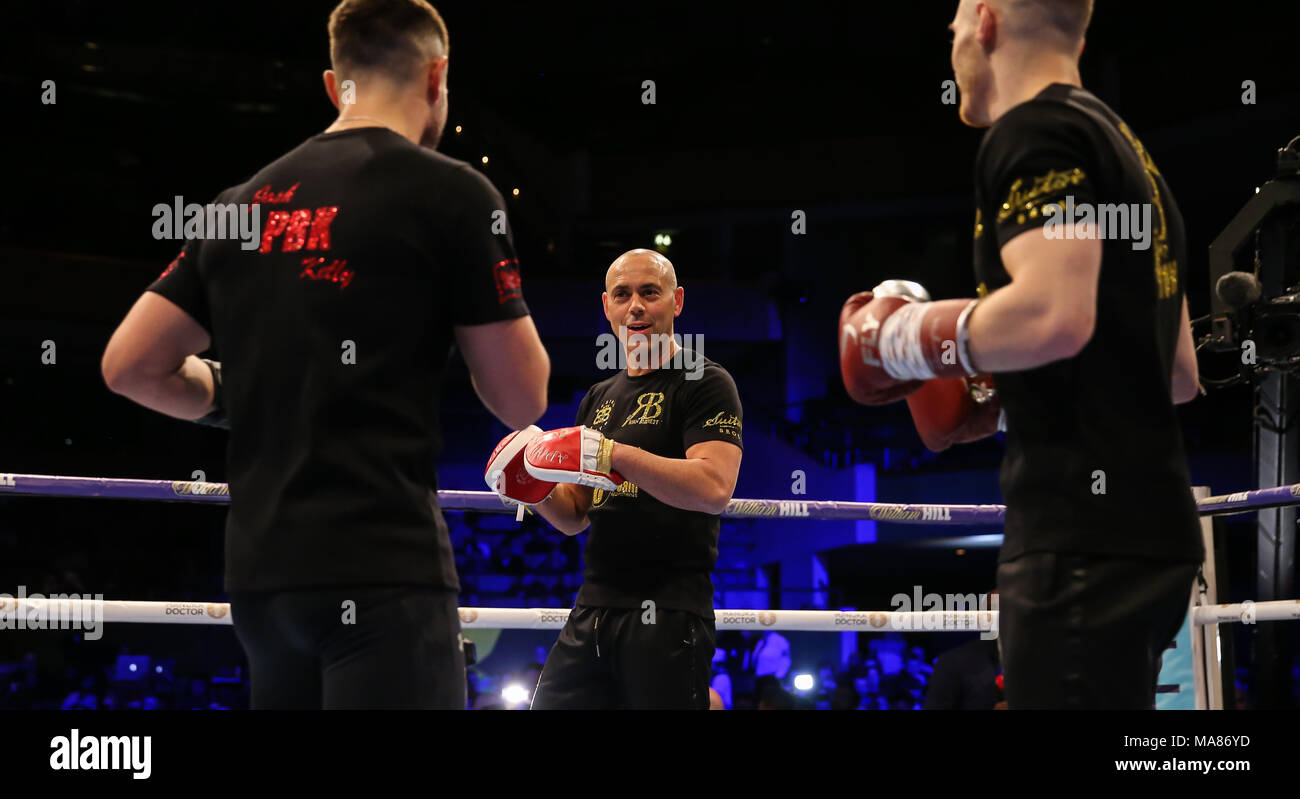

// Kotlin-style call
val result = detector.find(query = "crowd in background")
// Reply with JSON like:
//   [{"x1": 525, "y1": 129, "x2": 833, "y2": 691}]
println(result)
[{"x1": 0, "y1": 631, "x2": 1279, "y2": 710}]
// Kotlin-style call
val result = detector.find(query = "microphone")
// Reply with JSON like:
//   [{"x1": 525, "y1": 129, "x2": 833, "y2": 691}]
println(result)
[{"x1": 1215, "y1": 271, "x2": 1262, "y2": 310}]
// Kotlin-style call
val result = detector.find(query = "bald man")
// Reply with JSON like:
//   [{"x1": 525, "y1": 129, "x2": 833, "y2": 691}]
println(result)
[
  {"x1": 839, "y1": 0, "x2": 1201, "y2": 708},
  {"x1": 487, "y1": 250, "x2": 744, "y2": 709}
]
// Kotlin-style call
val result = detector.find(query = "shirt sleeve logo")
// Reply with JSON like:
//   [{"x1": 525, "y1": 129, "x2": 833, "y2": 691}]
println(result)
[
  {"x1": 493, "y1": 258, "x2": 523, "y2": 304},
  {"x1": 998, "y1": 168, "x2": 1087, "y2": 225},
  {"x1": 701, "y1": 411, "x2": 742, "y2": 438},
  {"x1": 158, "y1": 250, "x2": 185, "y2": 280}
]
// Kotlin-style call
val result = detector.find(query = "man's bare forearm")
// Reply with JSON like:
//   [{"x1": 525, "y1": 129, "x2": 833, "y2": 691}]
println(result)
[
  {"x1": 967, "y1": 286, "x2": 1092, "y2": 372},
  {"x1": 608, "y1": 443, "x2": 730, "y2": 514},
  {"x1": 534, "y1": 483, "x2": 593, "y2": 535},
  {"x1": 109, "y1": 355, "x2": 214, "y2": 421}
]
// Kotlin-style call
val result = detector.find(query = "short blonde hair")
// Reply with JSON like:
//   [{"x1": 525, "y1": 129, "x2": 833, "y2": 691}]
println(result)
[{"x1": 994, "y1": 0, "x2": 1093, "y2": 51}]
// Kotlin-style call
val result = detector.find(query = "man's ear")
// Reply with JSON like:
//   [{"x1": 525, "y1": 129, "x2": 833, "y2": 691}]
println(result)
[
  {"x1": 428, "y1": 56, "x2": 449, "y2": 102},
  {"x1": 976, "y1": 2, "x2": 998, "y2": 49},
  {"x1": 674, "y1": 286, "x2": 684, "y2": 317},
  {"x1": 323, "y1": 70, "x2": 341, "y2": 110}
]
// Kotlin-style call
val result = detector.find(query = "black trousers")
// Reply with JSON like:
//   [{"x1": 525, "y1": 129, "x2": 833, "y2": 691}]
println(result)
[
  {"x1": 996, "y1": 552, "x2": 1199, "y2": 709},
  {"x1": 229, "y1": 585, "x2": 465, "y2": 709},
  {"x1": 531, "y1": 604, "x2": 716, "y2": 709}
]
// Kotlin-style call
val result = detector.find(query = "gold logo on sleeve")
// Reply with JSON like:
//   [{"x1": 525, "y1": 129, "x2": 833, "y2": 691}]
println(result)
[
  {"x1": 998, "y1": 168, "x2": 1087, "y2": 223},
  {"x1": 701, "y1": 411, "x2": 742, "y2": 438}
]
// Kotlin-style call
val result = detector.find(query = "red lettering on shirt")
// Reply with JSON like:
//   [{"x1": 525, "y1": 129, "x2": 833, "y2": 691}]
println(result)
[
  {"x1": 305, "y1": 207, "x2": 338, "y2": 251},
  {"x1": 260, "y1": 211, "x2": 290, "y2": 253},
  {"x1": 283, "y1": 209, "x2": 313, "y2": 252},
  {"x1": 251, "y1": 182, "x2": 300, "y2": 204},
  {"x1": 299, "y1": 257, "x2": 354, "y2": 289},
  {"x1": 261, "y1": 206, "x2": 338, "y2": 253},
  {"x1": 494, "y1": 258, "x2": 522, "y2": 304},
  {"x1": 158, "y1": 250, "x2": 185, "y2": 280}
]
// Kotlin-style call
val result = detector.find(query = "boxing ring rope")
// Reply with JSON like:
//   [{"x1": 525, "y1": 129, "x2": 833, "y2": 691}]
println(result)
[
  {"x1": 1, "y1": 472, "x2": 1295, "y2": 521},
  {"x1": 2, "y1": 471, "x2": 1296, "y2": 709},
  {"x1": 0, "y1": 598, "x2": 1297, "y2": 630}
]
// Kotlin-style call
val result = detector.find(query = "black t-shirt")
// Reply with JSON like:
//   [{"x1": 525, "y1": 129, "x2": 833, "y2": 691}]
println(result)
[
  {"x1": 573, "y1": 353, "x2": 743, "y2": 618},
  {"x1": 148, "y1": 127, "x2": 530, "y2": 592},
  {"x1": 972, "y1": 84, "x2": 1202, "y2": 563}
]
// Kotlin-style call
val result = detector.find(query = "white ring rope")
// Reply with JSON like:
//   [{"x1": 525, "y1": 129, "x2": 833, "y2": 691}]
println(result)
[{"x1": 0, "y1": 598, "x2": 1294, "y2": 630}]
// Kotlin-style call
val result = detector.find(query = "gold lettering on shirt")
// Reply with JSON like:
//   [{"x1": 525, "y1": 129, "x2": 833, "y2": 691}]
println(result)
[
  {"x1": 591, "y1": 399, "x2": 615, "y2": 429},
  {"x1": 998, "y1": 168, "x2": 1087, "y2": 223},
  {"x1": 592, "y1": 481, "x2": 640, "y2": 508},
  {"x1": 701, "y1": 411, "x2": 742, "y2": 439},
  {"x1": 622, "y1": 392, "x2": 665, "y2": 426},
  {"x1": 1117, "y1": 122, "x2": 1178, "y2": 300},
  {"x1": 973, "y1": 208, "x2": 984, "y2": 240}
]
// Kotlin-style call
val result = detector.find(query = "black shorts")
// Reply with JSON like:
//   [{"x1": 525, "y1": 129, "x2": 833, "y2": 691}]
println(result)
[
  {"x1": 230, "y1": 585, "x2": 465, "y2": 709},
  {"x1": 531, "y1": 604, "x2": 715, "y2": 709},
  {"x1": 996, "y1": 552, "x2": 1198, "y2": 709}
]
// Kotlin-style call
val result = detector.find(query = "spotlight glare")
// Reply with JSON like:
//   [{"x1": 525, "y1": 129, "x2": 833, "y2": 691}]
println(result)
[
  {"x1": 793, "y1": 673, "x2": 814, "y2": 692},
  {"x1": 501, "y1": 683, "x2": 529, "y2": 705}
]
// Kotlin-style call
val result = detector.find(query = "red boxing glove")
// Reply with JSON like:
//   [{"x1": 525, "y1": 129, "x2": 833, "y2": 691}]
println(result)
[
  {"x1": 906, "y1": 375, "x2": 1003, "y2": 452},
  {"x1": 524, "y1": 426, "x2": 625, "y2": 491},
  {"x1": 839, "y1": 282, "x2": 927, "y2": 405},
  {"x1": 485, "y1": 425, "x2": 557, "y2": 505},
  {"x1": 840, "y1": 280, "x2": 981, "y2": 406}
]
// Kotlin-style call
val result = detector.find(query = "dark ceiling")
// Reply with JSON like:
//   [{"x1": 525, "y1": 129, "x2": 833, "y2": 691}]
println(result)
[
  {"x1": 3, "y1": 0, "x2": 1298, "y2": 273},
  {"x1": 0, "y1": 1, "x2": 1294, "y2": 463}
]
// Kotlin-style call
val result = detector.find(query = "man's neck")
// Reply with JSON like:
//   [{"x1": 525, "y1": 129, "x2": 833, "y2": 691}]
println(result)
[
  {"x1": 986, "y1": 52, "x2": 1082, "y2": 123},
  {"x1": 326, "y1": 104, "x2": 425, "y2": 146},
  {"x1": 625, "y1": 338, "x2": 681, "y2": 377}
]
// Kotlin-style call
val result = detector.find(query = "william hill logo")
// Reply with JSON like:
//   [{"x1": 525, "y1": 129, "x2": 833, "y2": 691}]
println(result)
[
  {"x1": 171, "y1": 480, "x2": 229, "y2": 497},
  {"x1": 867, "y1": 505, "x2": 952, "y2": 522}
]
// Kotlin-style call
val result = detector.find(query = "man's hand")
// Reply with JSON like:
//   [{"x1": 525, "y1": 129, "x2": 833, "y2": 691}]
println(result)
[
  {"x1": 485, "y1": 425, "x2": 557, "y2": 505},
  {"x1": 524, "y1": 426, "x2": 625, "y2": 491},
  {"x1": 193, "y1": 359, "x2": 230, "y2": 429}
]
